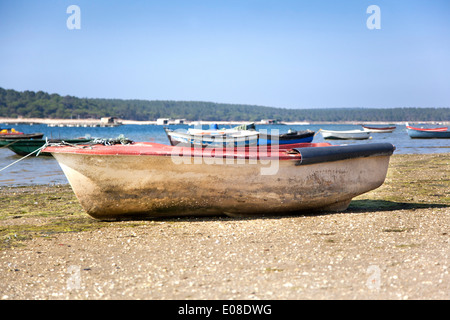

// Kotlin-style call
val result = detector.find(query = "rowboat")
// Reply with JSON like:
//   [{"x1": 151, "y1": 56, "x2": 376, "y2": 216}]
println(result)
[
  {"x1": 406, "y1": 127, "x2": 450, "y2": 139},
  {"x1": 320, "y1": 129, "x2": 371, "y2": 140},
  {"x1": 405, "y1": 124, "x2": 448, "y2": 132},
  {"x1": 44, "y1": 141, "x2": 395, "y2": 220},
  {"x1": 362, "y1": 125, "x2": 396, "y2": 133},
  {"x1": 4, "y1": 138, "x2": 93, "y2": 156},
  {"x1": 164, "y1": 128, "x2": 315, "y2": 147}
]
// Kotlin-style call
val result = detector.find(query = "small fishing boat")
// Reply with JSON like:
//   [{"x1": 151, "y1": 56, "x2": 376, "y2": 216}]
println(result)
[
  {"x1": 164, "y1": 127, "x2": 315, "y2": 147},
  {"x1": 5, "y1": 138, "x2": 93, "y2": 156},
  {"x1": 0, "y1": 128, "x2": 44, "y2": 140},
  {"x1": 320, "y1": 129, "x2": 371, "y2": 140},
  {"x1": 44, "y1": 141, "x2": 395, "y2": 220},
  {"x1": 406, "y1": 127, "x2": 450, "y2": 139},
  {"x1": 362, "y1": 125, "x2": 396, "y2": 133}
]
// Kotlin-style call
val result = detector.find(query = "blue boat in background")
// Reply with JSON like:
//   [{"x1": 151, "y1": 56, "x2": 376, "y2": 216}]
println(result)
[
  {"x1": 257, "y1": 129, "x2": 314, "y2": 145},
  {"x1": 406, "y1": 124, "x2": 450, "y2": 139}
]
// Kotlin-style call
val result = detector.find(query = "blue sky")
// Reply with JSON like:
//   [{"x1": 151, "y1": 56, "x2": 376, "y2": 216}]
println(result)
[{"x1": 0, "y1": 0, "x2": 449, "y2": 108}]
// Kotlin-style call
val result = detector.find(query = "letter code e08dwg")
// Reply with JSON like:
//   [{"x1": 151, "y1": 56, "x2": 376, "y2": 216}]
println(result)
[{"x1": 222, "y1": 304, "x2": 272, "y2": 315}]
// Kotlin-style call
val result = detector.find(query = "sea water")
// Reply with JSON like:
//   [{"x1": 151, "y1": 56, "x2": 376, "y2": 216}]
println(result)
[{"x1": 0, "y1": 123, "x2": 449, "y2": 186}]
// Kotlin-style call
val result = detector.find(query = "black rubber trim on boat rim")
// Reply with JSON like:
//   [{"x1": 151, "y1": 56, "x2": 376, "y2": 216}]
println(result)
[{"x1": 293, "y1": 143, "x2": 395, "y2": 166}]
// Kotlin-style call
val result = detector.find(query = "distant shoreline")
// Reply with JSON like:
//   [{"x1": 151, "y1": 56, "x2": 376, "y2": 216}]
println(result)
[{"x1": 1, "y1": 117, "x2": 449, "y2": 126}]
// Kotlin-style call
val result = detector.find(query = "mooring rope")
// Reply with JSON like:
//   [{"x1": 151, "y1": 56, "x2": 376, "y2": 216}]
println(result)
[
  {"x1": 0, "y1": 135, "x2": 134, "y2": 173},
  {"x1": 0, "y1": 144, "x2": 47, "y2": 173}
]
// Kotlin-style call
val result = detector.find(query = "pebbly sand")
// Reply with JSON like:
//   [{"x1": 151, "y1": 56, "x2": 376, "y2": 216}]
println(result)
[{"x1": 0, "y1": 154, "x2": 448, "y2": 300}]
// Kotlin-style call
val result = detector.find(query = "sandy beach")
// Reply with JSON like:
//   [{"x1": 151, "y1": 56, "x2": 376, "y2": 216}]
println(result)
[{"x1": 0, "y1": 154, "x2": 448, "y2": 300}]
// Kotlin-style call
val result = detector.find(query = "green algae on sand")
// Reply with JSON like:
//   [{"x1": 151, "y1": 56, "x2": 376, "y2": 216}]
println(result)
[{"x1": 1, "y1": 153, "x2": 449, "y2": 249}]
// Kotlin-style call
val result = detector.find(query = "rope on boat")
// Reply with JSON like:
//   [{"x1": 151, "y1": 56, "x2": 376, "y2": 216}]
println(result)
[
  {"x1": 89, "y1": 134, "x2": 133, "y2": 146},
  {"x1": 42, "y1": 134, "x2": 134, "y2": 150}
]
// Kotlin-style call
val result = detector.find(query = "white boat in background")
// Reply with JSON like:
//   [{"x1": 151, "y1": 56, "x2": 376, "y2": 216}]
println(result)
[
  {"x1": 165, "y1": 128, "x2": 259, "y2": 147},
  {"x1": 320, "y1": 129, "x2": 371, "y2": 140},
  {"x1": 164, "y1": 123, "x2": 316, "y2": 147}
]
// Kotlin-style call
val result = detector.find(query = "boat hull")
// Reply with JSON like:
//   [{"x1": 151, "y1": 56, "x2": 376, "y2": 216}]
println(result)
[{"x1": 49, "y1": 143, "x2": 393, "y2": 220}]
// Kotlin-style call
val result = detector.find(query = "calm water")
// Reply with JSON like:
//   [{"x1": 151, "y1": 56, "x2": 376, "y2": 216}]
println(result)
[{"x1": 0, "y1": 123, "x2": 449, "y2": 186}]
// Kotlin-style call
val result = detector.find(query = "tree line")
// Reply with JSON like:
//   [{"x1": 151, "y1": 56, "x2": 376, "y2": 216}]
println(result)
[{"x1": 0, "y1": 87, "x2": 449, "y2": 122}]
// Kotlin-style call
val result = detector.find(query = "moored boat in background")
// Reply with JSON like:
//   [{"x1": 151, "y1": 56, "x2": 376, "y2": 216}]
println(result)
[
  {"x1": 5, "y1": 138, "x2": 93, "y2": 156},
  {"x1": 257, "y1": 129, "x2": 314, "y2": 145},
  {"x1": 164, "y1": 128, "x2": 259, "y2": 147},
  {"x1": 405, "y1": 123, "x2": 448, "y2": 132},
  {"x1": 362, "y1": 125, "x2": 396, "y2": 133},
  {"x1": 406, "y1": 127, "x2": 450, "y2": 139},
  {"x1": 0, "y1": 128, "x2": 44, "y2": 140},
  {"x1": 164, "y1": 127, "x2": 315, "y2": 147},
  {"x1": 320, "y1": 129, "x2": 371, "y2": 140}
]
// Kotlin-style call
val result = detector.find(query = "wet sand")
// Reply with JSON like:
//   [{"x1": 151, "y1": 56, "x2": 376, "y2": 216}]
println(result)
[{"x1": 0, "y1": 154, "x2": 448, "y2": 300}]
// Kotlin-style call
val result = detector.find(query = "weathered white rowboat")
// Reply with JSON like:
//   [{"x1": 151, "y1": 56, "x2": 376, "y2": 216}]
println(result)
[
  {"x1": 164, "y1": 128, "x2": 315, "y2": 147},
  {"x1": 44, "y1": 142, "x2": 395, "y2": 220},
  {"x1": 320, "y1": 129, "x2": 371, "y2": 140},
  {"x1": 165, "y1": 128, "x2": 260, "y2": 147}
]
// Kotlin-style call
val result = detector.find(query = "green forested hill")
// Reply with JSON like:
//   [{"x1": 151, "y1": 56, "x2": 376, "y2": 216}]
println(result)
[{"x1": 0, "y1": 87, "x2": 449, "y2": 122}]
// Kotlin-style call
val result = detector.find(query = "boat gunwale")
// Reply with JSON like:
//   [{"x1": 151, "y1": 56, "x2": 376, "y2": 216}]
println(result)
[
  {"x1": 44, "y1": 142, "x2": 305, "y2": 160},
  {"x1": 44, "y1": 142, "x2": 395, "y2": 165}
]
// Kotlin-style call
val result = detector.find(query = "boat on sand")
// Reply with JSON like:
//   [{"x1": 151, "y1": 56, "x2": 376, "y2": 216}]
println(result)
[{"x1": 44, "y1": 141, "x2": 395, "y2": 220}]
